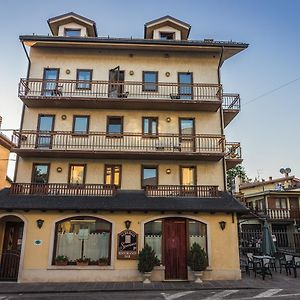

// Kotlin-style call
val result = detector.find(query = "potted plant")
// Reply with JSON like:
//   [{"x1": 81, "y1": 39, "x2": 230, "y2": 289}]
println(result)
[
  {"x1": 98, "y1": 257, "x2": 109, "y2": 266},
  {"x1": 55, "y1": 255, "x2": 68, "y2": 266},
  {"x1": 76, "y1": 256, "x2": 90, "y2": 266},
  {"x1": 187, "y1": 243, "x2": 208, "y2": 283},
  {"x1": 137, "y1": 244, "x2": 160, "y2": 283}
]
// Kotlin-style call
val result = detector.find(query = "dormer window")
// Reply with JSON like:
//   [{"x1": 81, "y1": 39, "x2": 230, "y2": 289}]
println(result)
[
  {"x1": 159, "y1": 32, "x2": 175, "y2": 40},
  {"x1": 64, "y1": 28, "x2": 81, "y2": 37}
]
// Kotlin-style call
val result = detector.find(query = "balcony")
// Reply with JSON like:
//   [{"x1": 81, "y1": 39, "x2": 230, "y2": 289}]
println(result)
[
  {"x1": 12, "y1": 130, "x2": 225, "y2": 161},
  {"x1": 10, "y1": 183, "x2": 116, "y2": 196},
  {"x1": 225, "y1": 142, "x2": 242, "y2": 169},
  {"x1": 267, "y1": 208, "x2": 291, "y2": 220},
  {"x1": 222, "y1": 93, "x2": 241, "y2": 127},
  {"x1": 145, "y1": 185, "x2": 219, "y2": 198},
  {"x1": 18, "y1": 78, "x2": 222, "y2": 111}
]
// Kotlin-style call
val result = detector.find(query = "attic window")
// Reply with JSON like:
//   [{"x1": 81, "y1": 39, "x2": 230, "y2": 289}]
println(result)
[
  {"x1": 159, "y1": 32, "x2": 175, "y2": 40},
  {"x1": 64, "y1": 28, "x2": 81, "y2": 37}
]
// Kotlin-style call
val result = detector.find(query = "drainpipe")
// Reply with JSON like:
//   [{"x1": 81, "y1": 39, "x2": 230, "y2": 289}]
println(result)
[
  {"x1": 217, "y1": 46, "x2": 227, "y2": 192},
  {"x1": 13, "y1": 41, "x2": 31, "y2": 182}
]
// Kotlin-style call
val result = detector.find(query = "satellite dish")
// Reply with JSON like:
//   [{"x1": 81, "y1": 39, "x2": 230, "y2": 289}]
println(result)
[
  {"x1": 286, "y1": 168, "x2": 291, "y2": 174},
  {"x1": 280, "y1": 168, "x2": 285, "y2": 174}
]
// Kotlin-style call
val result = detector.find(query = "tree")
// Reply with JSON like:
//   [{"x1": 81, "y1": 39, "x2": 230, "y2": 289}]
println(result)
[{"x1": 227, "y1": 164, "x2": 249, "y2": 193}]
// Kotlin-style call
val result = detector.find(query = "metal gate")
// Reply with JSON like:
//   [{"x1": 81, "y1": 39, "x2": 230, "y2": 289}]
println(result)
[{"x1": 0, "y1": 251, "x2": 20, "y2": 281}]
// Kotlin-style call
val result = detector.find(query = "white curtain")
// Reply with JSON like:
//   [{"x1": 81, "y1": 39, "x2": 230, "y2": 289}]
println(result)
[
  {"x1": 56, "y1": 232, "x2": 110, "y2": 261},
  {"x1": 145, "y1": 234, "x2": 162, "y2": 260},
  {"x1": 189, "y1": 235, "x2": 206, "y2": 250}
]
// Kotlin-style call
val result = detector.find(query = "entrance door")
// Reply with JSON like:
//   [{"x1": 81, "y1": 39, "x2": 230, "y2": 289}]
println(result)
[
  {"x1": 164, "y1": 218, "x2": 187, "y2": 280},
  {"x1": 108, "y1": 66, "x2": 125, "y2": 98},
  {"x1": 0, "y1": 222, "x2": 24, "y2": 281},
  {"x1": 36, "y1": 114, "x2": 55, "y2": 148}
]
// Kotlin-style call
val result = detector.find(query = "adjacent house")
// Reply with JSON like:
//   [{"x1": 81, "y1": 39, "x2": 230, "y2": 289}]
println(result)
[{"x1": 0, "y1": 13, "x2": 248, "y2": 282}]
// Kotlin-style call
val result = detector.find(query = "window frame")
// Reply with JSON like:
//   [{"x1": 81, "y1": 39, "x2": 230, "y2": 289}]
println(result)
[
  {"x1": 275, "y1": 197, "x2": 287, "y2": 209},
  {"x1": 64, "y1": 28, "x2": 81, "y2": 37},
  {"x1": 142, "y1": 117, "x2": 158, "y2": 137},
  {"x1": 141, "y1": 165, "x2": 158, "y2": 188},
  {"x1": 68, "y1": 164, "x2": 86, "y2": 185},
  {"x1": 31, "y1": 163, "x2": 50, "y2": 184},
  {"x1": 142, "y1": 71, "x2": 158, "y2": 92},
  {"x1": 106, "y1": 116, "x2": 124, "y2": 136},
  {"x1": 104, "y1": 164, "x2": 122, "y2": 187},
  {"x1": 180, "y1": 165, "x2": 197, "y2": 186},
  {"x1": 159, "y1": 32, "x2": 175, "y2": 40},
  {"x1": 76, "y1": 69, "x2": 93, "y2": 90},
  {"x1": 72, "y1": 115, "x2": 90, "y2": 135},
  {"x1": 52, "y1": 216, "x2": 112, "y2": 266}
]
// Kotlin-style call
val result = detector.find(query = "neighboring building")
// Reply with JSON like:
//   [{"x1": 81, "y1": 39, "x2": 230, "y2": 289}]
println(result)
[
  {"x1": 0, "y1": 13, "x2": 248, "y2": 282},
  {"x1": 239, "y1": 175, "x2": 300, "y2": 251},
  {"x1": 0, "y1": 117, "x2": 13, "y2": 189}
]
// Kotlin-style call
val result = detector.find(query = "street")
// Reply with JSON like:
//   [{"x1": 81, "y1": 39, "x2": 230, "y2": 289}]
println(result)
[{"x1": 2, "y1": 289, "x2": 300, "y2": 300}]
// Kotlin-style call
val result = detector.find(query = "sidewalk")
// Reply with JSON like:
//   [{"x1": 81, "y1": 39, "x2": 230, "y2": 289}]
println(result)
[{"x1": 0, "y1": 273, "x2": 299, "y2": 294}]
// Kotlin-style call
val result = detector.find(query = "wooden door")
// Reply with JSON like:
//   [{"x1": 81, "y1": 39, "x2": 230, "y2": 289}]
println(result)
[
  {"x1": 164, "y1": 218, "x2": 187, "y2": 280},
  {"x1": 0, "y1": 222, "x2": 24, "y2": 281},
  {"x1": 290, "y1": 197, "x2": 300, "y2": 219}
]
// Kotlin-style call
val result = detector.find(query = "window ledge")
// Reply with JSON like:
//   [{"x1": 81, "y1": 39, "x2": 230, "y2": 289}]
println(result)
[{"x1": 47, "y1": 265, "x2": 114, "y2": 270}]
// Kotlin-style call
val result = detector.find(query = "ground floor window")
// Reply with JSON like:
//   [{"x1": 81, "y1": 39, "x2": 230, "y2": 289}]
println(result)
[{"x1": 53, "y1": 216, "x2": 111, "y2": 266}]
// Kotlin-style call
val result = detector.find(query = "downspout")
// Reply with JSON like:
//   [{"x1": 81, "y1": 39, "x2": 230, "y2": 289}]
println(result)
[
  {"x1": 13, "y1": 41, "x2": 31, "y2": 182},
  {"x1": 217, "y1": 46, "x2": 227, "y2": 192}
]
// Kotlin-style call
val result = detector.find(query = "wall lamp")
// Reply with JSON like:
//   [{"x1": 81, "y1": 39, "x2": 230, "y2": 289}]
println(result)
[
  {"x1": 124, "y1": 220, "x2": 132, "y2": 230},
  {"x1": 219, "y1": 221, "x2": 226, "y2": 231},
  {"x1": 36, "y1": 219, "x2": 44, "y2": 229},
  {"x1": 166, "y1": 168, "x2": 171, "y2": 174}
]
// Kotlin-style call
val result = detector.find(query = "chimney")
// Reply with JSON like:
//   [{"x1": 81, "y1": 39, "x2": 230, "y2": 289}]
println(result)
[{"x1": 269, "y1": 176, "x2": 272, "y2": 181}]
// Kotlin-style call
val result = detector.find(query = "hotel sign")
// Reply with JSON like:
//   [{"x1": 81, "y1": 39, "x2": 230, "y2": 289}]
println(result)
[{"x1": 117, "y1": 230, "x2": 138, "y2": 259}]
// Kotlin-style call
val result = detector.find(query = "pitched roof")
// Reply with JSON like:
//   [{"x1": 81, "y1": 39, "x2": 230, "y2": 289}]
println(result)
[
  {"x1": 47, "y1": 12, "x2": 97, "y2": 37},
  {"x1": 0, "y1": 189, "x2": 247, "y2": 213}
]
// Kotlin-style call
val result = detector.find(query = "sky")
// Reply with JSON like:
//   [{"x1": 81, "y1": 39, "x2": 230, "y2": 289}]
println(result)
[{"x1": 0, "y1": 0, "x2": 299, "y2": 180}]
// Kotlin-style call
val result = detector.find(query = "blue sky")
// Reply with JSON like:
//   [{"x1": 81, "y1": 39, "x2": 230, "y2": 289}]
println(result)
[{"x1": 0, "y1": 0, "x2": 299, "y2": 180}]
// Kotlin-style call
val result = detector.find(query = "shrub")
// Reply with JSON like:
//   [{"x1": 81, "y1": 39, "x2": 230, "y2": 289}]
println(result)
[
  {"x1": 137, "y1": 244, "x2": 160, "y2": 273},
  {"x1": 187, "y1": 243, "x2": 208, "y2": 271},
  {"x1": 55, "y1": 255, "x2": 68, "y2": 262}
]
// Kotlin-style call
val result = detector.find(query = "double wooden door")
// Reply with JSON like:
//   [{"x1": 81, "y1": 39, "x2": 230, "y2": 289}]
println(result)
[{"x1": 163, "y1": 218, "x2": 187, "y2": 280}]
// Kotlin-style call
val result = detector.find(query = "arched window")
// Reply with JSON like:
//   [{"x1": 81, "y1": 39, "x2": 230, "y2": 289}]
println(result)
[{"x1": 53, "y1": 216, "x2": 112, "y2": 266}]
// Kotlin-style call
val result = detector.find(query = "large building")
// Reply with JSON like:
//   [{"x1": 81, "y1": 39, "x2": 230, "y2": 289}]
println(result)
[{"x1": 0, "y1": 13, "x2": 248, "y2": 282}]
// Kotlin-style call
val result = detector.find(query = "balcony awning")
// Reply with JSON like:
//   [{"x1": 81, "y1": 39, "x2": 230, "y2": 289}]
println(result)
[{"x1": 0, "y1": 188, "x2": 248, "y2": 213}]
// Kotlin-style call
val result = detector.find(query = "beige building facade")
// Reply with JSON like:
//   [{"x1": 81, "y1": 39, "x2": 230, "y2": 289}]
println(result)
[{"x1": 0, "y1": 13, "x2": 247, "y2": 282}]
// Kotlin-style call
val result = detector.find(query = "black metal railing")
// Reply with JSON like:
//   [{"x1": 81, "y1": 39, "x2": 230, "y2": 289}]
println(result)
[
  {"x1": 222, "y1": 93, "x2": 240, "y2": 110},
  {"x1": 12, "y1": 130, "x2": 225, "y2": 154},
  {"x1": 0, "y1": 251, "x2": 20, "y2": 281},
  {"x1": 225, "y1": 142, "x2": 242, "y2": 160}
]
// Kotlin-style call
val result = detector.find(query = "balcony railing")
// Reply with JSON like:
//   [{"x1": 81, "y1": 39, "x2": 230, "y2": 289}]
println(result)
[
  {"x1": 12, "y1": 130, "x2": 225, "y2": 156},
  {"x1": 19, "y1": 78, "x2": 222, "y2": 103},
  {"x1": 10, "y1": 183, "x2": 116, "y2": 196},
  {"x1": 267, "y1": 208, "x2": 290, "y2": 219},
  {"x1": 225, "y1": 142, "x2": 242, "y2": 160},
  {"x1": 145, "y1": 185, "x2": 219, "y2": 198},
  {"x1": 222, "y1": 93, "x2": 240, "y2": 111}
]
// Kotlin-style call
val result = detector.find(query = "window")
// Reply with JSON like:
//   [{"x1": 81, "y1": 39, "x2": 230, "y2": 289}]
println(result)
[
  {"x1": 160, "y1": 32, "x2": 175, "y2": 40},
  {"x1": 53, "y1": 216, "x2": 112, "y2": 266},
  {"x1": 275, "y1": 198, "x2": 287, "y2": 209},
  {"x1": 72, "y1": 116, "x2": 89, "y2": 134},
  {"x1": 180, "y1": 166, "x2": 196, "y2": 186},
  {"x1": 178, "y1": 72, "x2": 193, "y2": 100},
  {"x1": 42, "y1": 68, "x2": 59, "y2": 96},
  {"x1": 104, "y1": 165, "x2": 121, "y2": 187},
  {"x1": 31, "y1": 163, "x2": 50, "y2": 183},
  {"x1": 64, "y1": 28, "x2": 81, "y2": 37},
  {"x1": 142, "y1": 166, "x2": 158, "y2": 187},
  {"x1": 76, "y1": 69, "x2": 92, "y2": 89},
  {"x1": 107, "y1": 116, "x2": 123, "y2": 135},
  {"x1": 69, "y1": 164, "x2": 86, "y2": 184},
  {"x1": 142, "y1": 117, "x2": 158, "y2": 136},
  {"x1": 142, "y1": 71, "x2": 158, "y2": 92}
]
